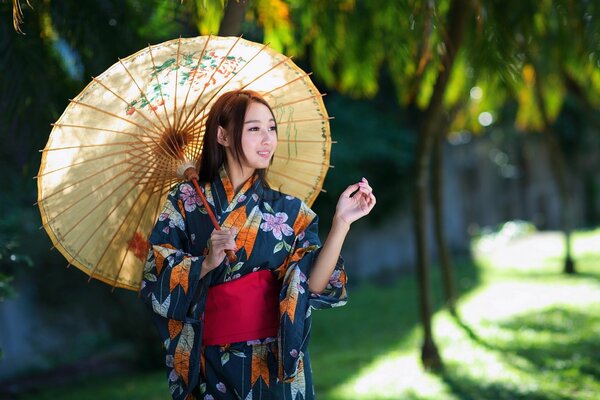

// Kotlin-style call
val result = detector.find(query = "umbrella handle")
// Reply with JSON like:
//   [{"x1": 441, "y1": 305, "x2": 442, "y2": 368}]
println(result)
[{"x1": 189, "y1": 176, "x2": 237, "y2": 264}]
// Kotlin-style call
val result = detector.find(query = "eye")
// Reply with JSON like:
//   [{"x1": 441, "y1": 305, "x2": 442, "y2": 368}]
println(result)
[
  {"x1": 269, "y1": 125, "x2": 277, "y2": 132},
  {"x1": 248, "y1": 126, "x2": 260, "y2": 132}
]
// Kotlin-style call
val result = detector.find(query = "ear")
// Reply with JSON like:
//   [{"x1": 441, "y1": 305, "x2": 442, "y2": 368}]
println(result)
[{"x1": 216, "y1": 126, "x2": 230, "y2": 147}]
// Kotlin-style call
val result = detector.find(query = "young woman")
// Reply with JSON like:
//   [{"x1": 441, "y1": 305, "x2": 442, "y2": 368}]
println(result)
[{"x1": 141, "y1": 90, "x2": 375, "y2": 400}]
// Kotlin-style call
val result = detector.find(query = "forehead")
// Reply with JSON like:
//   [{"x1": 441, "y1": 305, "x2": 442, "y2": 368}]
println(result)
[{"x1": 244, "y1": 101, "x2": 274, "y2": 121}]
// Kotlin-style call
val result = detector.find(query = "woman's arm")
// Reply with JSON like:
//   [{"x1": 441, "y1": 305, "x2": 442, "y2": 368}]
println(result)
[{"x1": 308, "y1": 178, "x2": 376, "y2": 294}]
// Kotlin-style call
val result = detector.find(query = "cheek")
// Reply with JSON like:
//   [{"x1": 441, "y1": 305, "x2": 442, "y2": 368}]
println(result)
[{"x1": 241, "y1": 135, "x2": 257, "y2": 152}]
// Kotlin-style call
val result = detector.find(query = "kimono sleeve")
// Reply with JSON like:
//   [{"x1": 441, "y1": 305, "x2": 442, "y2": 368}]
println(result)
[
  {"x1": 288, "y1": 203, "x2": 348, "y2": 309},
  {"x1": 140, "y1": 187, "x2": 209, "y2": 400},
  {"x1": 278, "y1": 201, "x2": 349, "y2": 382},
  {"x1": 140, "y1": 188, "x2": 207, "y2": 322}
]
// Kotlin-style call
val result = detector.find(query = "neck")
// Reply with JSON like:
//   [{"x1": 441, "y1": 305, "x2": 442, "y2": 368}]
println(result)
[{"x1": 224, "y1": 162, "x2": 255, "y2": 193}]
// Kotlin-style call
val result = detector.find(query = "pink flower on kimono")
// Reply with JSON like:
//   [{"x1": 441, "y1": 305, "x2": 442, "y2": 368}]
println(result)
[
  {"x1": 297, "y1": 271, "x2": 307, "y2": 294},
  {"x1": 165, "y1": 355, "x2": 179, "y2": 382},
  {"x1": 179, "y1": 184, "x2": 201, "y2": 212},
  {"x1": 290, "y1": 349, "x2": 298, "y2": 358},
  {"x1": 216, "y1": 382, "x2": 227, "y2": 393},
  {"x1": 260, "y1": 212, "x2": 293, "y2": 240},
  {"x1": 329, "y1": 269, "x2": 343, "y2": 288}
]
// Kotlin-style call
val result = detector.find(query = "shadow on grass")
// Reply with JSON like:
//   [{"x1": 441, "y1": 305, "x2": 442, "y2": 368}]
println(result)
[
  {"x1": 440, "y1": 366, "x2": 570, "y2": 400},
  {"x1": 311, "y1": 258, "x2": 482, "y2": 396},
  {"x1": 446, "y1": 306, "x2": 600, "y2": 400},
  {"x1": 498, "y1": 307, "x2": 600, "y2": 381}
]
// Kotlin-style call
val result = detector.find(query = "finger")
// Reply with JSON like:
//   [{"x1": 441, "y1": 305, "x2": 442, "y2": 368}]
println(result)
[
  {"x1": 358, "y1": 181, "x2": 373, "y2": 193},
  {"x1": 341, "y1": 183, "x2": 360, "y2": 198},
  {"x1": 367, "y1": 193, "x2": 377, "y2": 210},
  {"x1": 358, "y1": 186, "x2": 371, "y2": 195},
  {"x1": 211, "y1": 229, "x2": 232, "y2": 239},
  {"x1": 211, "y1": 236, "x2": 237, "y2": 248}
]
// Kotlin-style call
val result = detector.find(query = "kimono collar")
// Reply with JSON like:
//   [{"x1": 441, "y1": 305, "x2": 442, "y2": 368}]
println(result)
[{"x1": 209, "y1": 166, "x2": 262, "y2": 218}]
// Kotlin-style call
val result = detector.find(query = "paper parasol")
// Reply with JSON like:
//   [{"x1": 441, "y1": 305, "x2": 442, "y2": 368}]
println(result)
[{"x1": 37, "y1": 36, "x2": 332, "y2": 290}]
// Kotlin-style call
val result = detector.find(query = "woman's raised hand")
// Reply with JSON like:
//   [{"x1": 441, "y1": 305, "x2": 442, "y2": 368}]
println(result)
[{"x1": 334, "y1": 178, "x2": 376, "y2": 226}]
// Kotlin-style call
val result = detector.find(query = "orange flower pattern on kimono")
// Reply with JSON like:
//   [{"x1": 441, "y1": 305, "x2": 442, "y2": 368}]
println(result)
[{"x1": 141, "y1": 167, "x2": 347, "y2": 400}]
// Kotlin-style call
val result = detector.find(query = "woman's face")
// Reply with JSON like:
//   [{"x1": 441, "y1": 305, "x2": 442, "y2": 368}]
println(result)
[{"x1": 237, "y1": 101, "x2": 278, "y2": 172}]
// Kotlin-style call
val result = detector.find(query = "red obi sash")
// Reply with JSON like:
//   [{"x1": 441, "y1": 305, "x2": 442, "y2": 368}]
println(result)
[{"x1": 202, "y1": 269, "x2": 281, "y2": 346}]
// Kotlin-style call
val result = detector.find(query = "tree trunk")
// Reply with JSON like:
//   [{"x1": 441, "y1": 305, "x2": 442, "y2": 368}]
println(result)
[
  {"x1": 412, "y1": 0, "x2": 471, "y2": 371},
  {"x1": 218, "y1": 0, "x2": 249, "y2": 36},
  {"x1": 533, "y1": 70, "x2": 576, "y2": 274},
  {"x1": 432, "y1": 116, "x2": 457, "y2": 315}
]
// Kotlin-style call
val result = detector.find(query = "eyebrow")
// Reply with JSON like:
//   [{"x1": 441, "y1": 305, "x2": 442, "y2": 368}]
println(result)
[{"x1": 244, "y1": 119, "x2": 275, "y2": 124}]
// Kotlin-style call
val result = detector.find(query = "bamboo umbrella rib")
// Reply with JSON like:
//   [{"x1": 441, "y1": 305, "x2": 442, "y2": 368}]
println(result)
[
  {"x1": 135, "y1": 173, "x2": 181, "y2": 187},
  {"x1": 277, "y1": 138, "x2": 335, "y2": 143},
  {"x1": 65, "y1": 181, "x2": 140, "y2": 270},
  {"x1": 272, "y1": 93, "x2": 326, "y2": 110},
  {"x1": 98, "y1": 152, "x2": 185, "y2": 284},
  {"x1": 70, "y1": 156, "x2": 163, "y2": 251},
  {"x1": 49, "y1": 123, "x2": 182, "y2": 163},
  {"x1": 125, "y1": 156, "x2": 175, "y2": 180},
  {"x1": 68, "y1": 100, "x2": 163, "y2": 138},
  {"x1": 112, "y1": 177, "x2": 171, "y2": 288},
  {"x1": 133, "y1": 174, "x2": 176, "y2": 185},
  {"x1": 177, "y1": 35, "x2": 212, "y2": 131},
  {"x1": 51, "y1": 123, "x2": 160, "y2": 141},
  {"x1": 178, "y1": 36, "x2": 244, "y2": 133},
  {"x1": 127, "y1": 166, "x2": 174, "y2": 183},
  {"x1": 181, "y1": 39, "x2": 272, "y2": 134},
  {"x1": 189, "y1": 117, "x2": 207, "y2": 162},
  {"x1": 37, "y1": 161, "x2": 134, "y2": 205},
  {"x1": 95, "y1": 178, "x2": 156, "y2": 287},
  {"x1": 91, "y1": 77, "x2": 167, "y2": 135},
  {"x1": 237, "y1": 55, "x2": 293, "y2": 93},
  {"x1": 149, "y1": 180, "x2": 177, "y2": 195},
  {"x1": 36, "y1": 148, "x2": 143, "y2": 179},
  {"x1": 273, "y1": 155, "x2": 330, "y2": 166},
  {"x1": 147, "y1": 43, "x2": 175, "y2": 134},
  {"x1": 40, "y1": 141, "x2": 144, "y2": 151},
  {"x1": 189, "y1": 136, "x2": 205, "y2": 163},
  {"x1": 42, "y1": 167, "x2": 133, "y2": 230},
  {"x1": 127, "y1": 156, "x2": 178, "y2": 180},
  {"x1": 172, "y1": 37, "x2": 182, "y2": 130},
  {"x1": 117, "y1": 58, "x2": 171, "y2": 134},
  {"x1": 277, "y1": 116, "x2": 333, "y2": 125},
  {"x1": 267, "y1": 169, "x2": 325, "y2": 191},
  {"x1": 261, "y1": 72, "x2": 312, "y2": 97}
]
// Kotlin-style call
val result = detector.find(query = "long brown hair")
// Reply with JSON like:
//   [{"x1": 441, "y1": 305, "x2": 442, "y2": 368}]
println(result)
[{"x1": 198, "y1": 90, "x2": 276, "y2": 186}]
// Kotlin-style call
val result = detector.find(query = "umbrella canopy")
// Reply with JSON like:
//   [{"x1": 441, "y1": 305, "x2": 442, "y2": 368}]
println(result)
[{"x1": 37, "y1": 36, "x2": 332, "y2": 290}]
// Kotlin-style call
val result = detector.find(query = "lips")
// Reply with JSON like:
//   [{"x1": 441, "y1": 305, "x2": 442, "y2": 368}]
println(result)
[{"x1": 257, "y1": 150, "x2": 272, "y2": 159}]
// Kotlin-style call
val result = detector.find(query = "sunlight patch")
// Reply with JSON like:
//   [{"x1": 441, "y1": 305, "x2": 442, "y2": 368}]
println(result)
[{"x1": 329, "y1": 346, "x2": 456, "y2": 399}]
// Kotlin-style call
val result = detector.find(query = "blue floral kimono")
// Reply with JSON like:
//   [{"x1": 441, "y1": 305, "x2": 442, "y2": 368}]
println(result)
[{"x1": 140, "y1": 167, "x2": 348, "y2": 400}]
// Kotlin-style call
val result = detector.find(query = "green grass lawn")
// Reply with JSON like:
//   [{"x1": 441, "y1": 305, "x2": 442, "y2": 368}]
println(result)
[{"x1": 20, "y1": 228, "x2": 600, "y2": 399}]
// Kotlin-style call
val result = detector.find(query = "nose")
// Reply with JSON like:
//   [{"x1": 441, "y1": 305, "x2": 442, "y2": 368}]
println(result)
[{"x1": 261, "y1": 128, "x2": 273, "y2": 143}]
